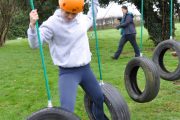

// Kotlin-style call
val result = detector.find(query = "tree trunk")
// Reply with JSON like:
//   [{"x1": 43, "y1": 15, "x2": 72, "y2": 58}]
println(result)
[
  {"x1": 0, "y1": 27, "x2": 8, "y2": 47},
  {"x1": 0, "y1": 0, "x2": 17, "y2": 47},
  {"x1": 178, "y1": 9, "x2": 180, "y2": 22},
  {"x1": 0, "y1": 19, "x2": 11, "y2": 47}
]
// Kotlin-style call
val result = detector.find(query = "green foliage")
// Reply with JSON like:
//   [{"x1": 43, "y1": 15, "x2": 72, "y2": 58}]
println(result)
[
  {"x1": 7, "y1": 0, "x2": 57, "y2": 39},
  {"x1": 7, "y1": 10, "x2": 29, "y2": 40},
  {"x1": 34, "y1": 0, "x2": 58, "y2": 24},
  {"x1": 129, "y1": 0, "x2": 179, "y2": 45}
]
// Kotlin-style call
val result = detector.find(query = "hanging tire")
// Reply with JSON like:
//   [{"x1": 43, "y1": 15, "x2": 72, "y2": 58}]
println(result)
[
  {"x1": 27, "y1": 107, "x2": 80, "y2": 120},
  {"x1": 124, "y1": 57, "x2": 160, "y2": 103},
  {"x1": 152, "y1": 40, "x2": 180, "y2": 81},
  {"x1": 84, "y1": 82, "x2": 130, "y2": 120}
]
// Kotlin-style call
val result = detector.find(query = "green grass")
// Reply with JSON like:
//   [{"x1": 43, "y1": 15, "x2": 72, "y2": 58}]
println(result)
[{"x1": 0, "y1": 24, "x2": 180, "y2": 120}]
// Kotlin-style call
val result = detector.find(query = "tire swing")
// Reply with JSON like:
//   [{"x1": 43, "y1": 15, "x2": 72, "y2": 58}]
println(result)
[
  {"x1": 27, "y1": 1, "x2": 80, "y2": 120},
  {"x1": 27, "y1": 107, "x2": 80, "y2": 120},
  {"x1": 124, "y1": 57, "x2": 160, "y2": 103},
  {"x1": 84, "y1": 1, "x2": 130, "y2": 119},
  {"x1": 124, "y1": 0, "x2": 160, "y2": 103},
  {"x1": 152, "y1": 0, "x2": 180, "y2": 81}
]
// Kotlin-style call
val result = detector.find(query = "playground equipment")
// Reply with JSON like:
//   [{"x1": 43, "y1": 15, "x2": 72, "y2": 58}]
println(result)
[
  {"x1": 152, "y1": 0, "x2": 180, "y2": 81},
  {"x1": 84, "y1": 0, "x2": 130, "y2": 119},
  {"x1": 124, "y1": 0, "x2": 160, "y2": 103}
]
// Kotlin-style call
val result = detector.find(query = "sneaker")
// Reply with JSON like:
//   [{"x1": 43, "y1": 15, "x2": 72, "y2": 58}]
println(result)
[{"x1": 111, "y1": 56, "x2": 118, "y2": 60}]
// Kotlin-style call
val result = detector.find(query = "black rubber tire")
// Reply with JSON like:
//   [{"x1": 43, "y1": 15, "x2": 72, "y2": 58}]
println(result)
[
  {"x1": 124, "y1": 57, "x2": 160, "y2": 103},
  {"x1": 27, "y1": 107, "x2": 80, "y2": 120},
  {"x1": 152, "y1": 40, "x2": 180, "y2": 81},
  {"x1": 84, "y1": 83, "x2": 130, "y2": 120}
]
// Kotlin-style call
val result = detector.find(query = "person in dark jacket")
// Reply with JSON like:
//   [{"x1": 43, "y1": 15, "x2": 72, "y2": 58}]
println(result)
[{"x1": 112, "y1": 6, "x2": 140, "y2": 59}]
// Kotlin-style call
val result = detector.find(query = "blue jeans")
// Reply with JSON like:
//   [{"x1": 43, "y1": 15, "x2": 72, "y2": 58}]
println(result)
[
  {"x1": 114, "y1": 34, "x2": 140, "y2": 58},
  {"x1": 58, "y1": 64, "x2": 106, "y2": 120}
]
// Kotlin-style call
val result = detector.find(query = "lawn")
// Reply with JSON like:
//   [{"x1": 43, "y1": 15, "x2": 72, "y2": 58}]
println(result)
[{"x1": 0, "y1": 24, "x2": 180, "y2": 120}]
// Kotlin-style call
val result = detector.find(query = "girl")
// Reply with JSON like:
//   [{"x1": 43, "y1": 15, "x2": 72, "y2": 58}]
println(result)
[{"x1": 27, "y1": 0, "x2": 107, "y2": 119}]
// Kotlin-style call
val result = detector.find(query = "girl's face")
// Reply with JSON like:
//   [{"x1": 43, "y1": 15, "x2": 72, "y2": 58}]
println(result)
[{"x1": 61, "y1": 9, "x2": 78, "y2": 22}]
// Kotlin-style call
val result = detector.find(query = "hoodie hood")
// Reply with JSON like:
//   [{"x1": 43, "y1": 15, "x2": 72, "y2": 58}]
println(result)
[{"x1": 54, "y1": 9, "x2": 61, "y2": 17}]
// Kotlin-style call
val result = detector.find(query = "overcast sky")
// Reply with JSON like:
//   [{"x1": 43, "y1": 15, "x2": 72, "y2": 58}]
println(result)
[{"x1": 97, "y1": 2, "x2": 140, "y2": 19}]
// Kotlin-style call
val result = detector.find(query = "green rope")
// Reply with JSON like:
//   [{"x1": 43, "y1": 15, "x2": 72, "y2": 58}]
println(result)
[
  {"x1": 170, "y1": 0, "x2": 173, "y2": 39},
  {"x1": 29, "y1": 0, "x2": 52, "y2": 106},
  {"x1": 91, "y1": 0, "x2": 103, "y2": 80},
  {"x1": 140, "y1": 0, "x2": 144, "y2": 53}
]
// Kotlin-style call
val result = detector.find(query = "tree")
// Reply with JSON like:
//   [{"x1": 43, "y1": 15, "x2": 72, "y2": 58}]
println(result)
[
  {"x1": 33, "y1": 0, "x2": 57, "y2": 24},
  {"x1": 0, "y1": 0, "x2": 16, "y2": 46},
  {"x1": 131, "y1": 0, "x2": 179, "y2": 45},
  {"x1": 0, "y1": 0, "x2": 27, "y2": 47},
  {"x1": 0, "y1": 0, "x2": 55, "y2": 47}
]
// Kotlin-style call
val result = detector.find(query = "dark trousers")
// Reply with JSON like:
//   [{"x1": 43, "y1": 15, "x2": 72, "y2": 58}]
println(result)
[
  {"x1": 114, "y1": 34, "x2": 140, "y2": 58},
  {"x1": 58, "y1": 64, "x2": 107, "y2": 120}
]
